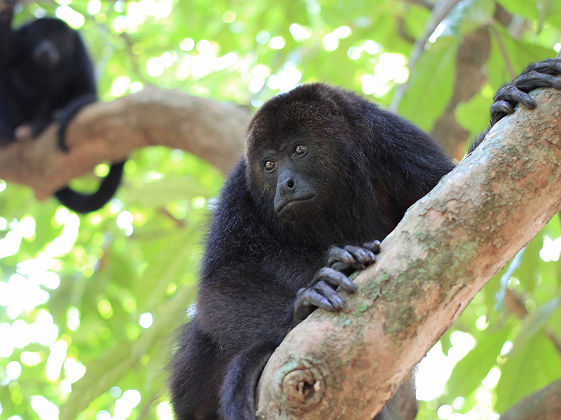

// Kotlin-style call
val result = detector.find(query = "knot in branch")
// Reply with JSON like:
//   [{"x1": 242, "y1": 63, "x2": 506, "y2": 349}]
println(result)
[{"x1": 281, "y1": 363, "x2": 325, "y2": 411}]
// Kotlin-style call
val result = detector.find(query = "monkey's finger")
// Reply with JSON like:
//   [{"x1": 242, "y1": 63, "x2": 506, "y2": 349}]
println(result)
[
  {"x1": 514, "y1": 71, "x2": 561, "y2": 92},
  {"x1": 299, "y1": 287, "x2": 338, "y2": 312},
  {"x1": 523, "y1": 59, "x2": 561, "y2": 76},
  {"x1": 313, "y1": 267, "x2": 357, "y2": 293},
  {"x1": 327, "y1": 246, "x2": 355, "y2": 266},
  {"x1": 362, "y1": 240, "x2": 381, "y2": 254},
  {"x1": 330, "y1": 261, "x2": 353, "y2": 273},
  {"x1": 314, "y1": 281, "x2": 345, "y2": 311},
  {"x1": 489, "y1": 102, "x2": 514, "y2": 126},
  {"x1": 490, "y1": 101, "x2": 514, "y2": 116},
  {"x1": 494, "y1": 85, "x2": 536, "y2": 109},
  {"x1": 343, "y1": 245, "x2": 376, "y2": 266},
  {"x1": 14, "y1": 124, "x2": 32, "y2": 140},
  {"x1": 293, "y1": 289, "x2": 316, "y2": 322}
]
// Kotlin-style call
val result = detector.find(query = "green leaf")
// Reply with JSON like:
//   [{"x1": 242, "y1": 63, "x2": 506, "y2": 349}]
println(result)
[
  {"x1": 398, "y1": 37, "x2": 458, "y2": 131},
  {"x1": 538, "y1": 0, "x2": 556, "y2": 31},
  {"x1": 510, "y1": 298, "x2": 560, "y2": 356},
  {"x1": 60, "y1": 287, "x2": 195, "y2": 419},
  {"x1": 445, "y1": 327, "x2": 512, "y2": 399},
  {"x1": 495, "y1": 331, "x2": 561, "y2": 413},
  {"x1": 455, "y1": 92, "x2": 492, "y2": 137},
  {"x1": 495, "y1": 0, "x2": 538, "y2": 20},
  {"x1": 488, "y1": 26, "x2": 556, "y2": 89},
  {"x1": 120, "y1": 176, "x2": 214, "y2": 207}
]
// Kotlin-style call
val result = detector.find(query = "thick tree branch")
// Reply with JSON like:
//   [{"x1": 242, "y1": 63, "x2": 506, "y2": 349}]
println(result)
[
  {"x1": 256, "y1": 89, "x2": 561, "y2": 419},
  {"x1": 0, "y1": 87, "x2": 250, "y2": 199}
]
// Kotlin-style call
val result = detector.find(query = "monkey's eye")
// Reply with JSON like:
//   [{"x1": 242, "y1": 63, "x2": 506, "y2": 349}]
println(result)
[
  {"x1": 264, "y1": 160, "x2": 276, "y2": 172},
  {"x1": 293, "y1": 144, "x2": 307, "y2": 156}
]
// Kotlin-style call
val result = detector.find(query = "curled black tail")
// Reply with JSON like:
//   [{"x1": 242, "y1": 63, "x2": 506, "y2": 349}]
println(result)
[{"x1": 54, "y1": 160, "x2": 125, "y2": 213}]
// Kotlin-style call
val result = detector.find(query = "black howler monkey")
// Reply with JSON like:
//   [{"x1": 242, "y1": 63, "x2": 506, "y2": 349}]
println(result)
[
  {"x1": 0, "y1": 9, "x2": 125, "y2": 213},
  {"x1": 170, "y1": 59, "x2": 561, "y2": 420}
]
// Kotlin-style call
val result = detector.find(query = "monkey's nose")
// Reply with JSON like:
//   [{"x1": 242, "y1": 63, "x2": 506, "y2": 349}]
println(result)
[{"x1": 33, "y1": 41, "x2": 60, "y2": 69}]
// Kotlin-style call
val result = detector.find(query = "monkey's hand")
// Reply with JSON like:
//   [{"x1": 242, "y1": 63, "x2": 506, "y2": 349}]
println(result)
[
  {"x1": 490, "y1": 58, "x2": 561, "y2": 127},
  {"x1": 14, "y1": 124, "x2": 32, "y2": 140},
  {"x1": 469, "y1": 58, "x2": 561, "y2": 153},
  {"x1": 293, "y1": 240, "x2": 380, "y2": 322}
]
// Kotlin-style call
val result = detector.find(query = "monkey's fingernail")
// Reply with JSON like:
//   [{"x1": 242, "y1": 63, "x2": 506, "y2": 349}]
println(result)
[
  {"x1": 370, "y1": 240, "x2": 381, "y2": 253},
  {"x1": 347, "y1": 282, "x2": 357, "y2": 293},
  {"x1": 331, "y1": 295, "x2": 344, "y2": 310}
]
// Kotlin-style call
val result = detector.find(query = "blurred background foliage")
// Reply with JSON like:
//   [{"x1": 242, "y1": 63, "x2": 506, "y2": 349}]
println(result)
[{"x1": 1, "y1": 0, "x2": 560, "y2": 419}]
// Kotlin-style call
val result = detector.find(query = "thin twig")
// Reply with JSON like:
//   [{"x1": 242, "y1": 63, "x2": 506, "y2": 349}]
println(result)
[
  {"x1": 505, "y1": 289, "x2": 561, "y2": 357},
  {"x1": 391, "y1": 0, "x2": 463, "y2": 111},
  {"x1": 158, "y1": 207, "x2": 186, "y2": 229},
  {"x1": 490, "y1": 24, "x2": 516, "y2": 79},
  {"x1": 403, "y1": 0, "x2": 434, "y2": 10}
]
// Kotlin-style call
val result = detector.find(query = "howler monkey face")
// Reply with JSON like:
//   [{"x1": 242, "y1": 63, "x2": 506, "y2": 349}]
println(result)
[
  {"x1": 245, "y1": 84, "x2": 366, "y2": 228},
  {"x1": 256, "y1": 139, "x2": 328, "y2": 218},
  {"x1": 246, "y1": 123, "x2": 347, "y2": 222},
  {"x1": 12, "y1": 18, "x2": 75, "y2": 78}
]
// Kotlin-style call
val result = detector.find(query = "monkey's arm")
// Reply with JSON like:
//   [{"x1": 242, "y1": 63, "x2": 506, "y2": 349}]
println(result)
[
  {"x1": 193, "y1": 260, "x2": 299, "y2": 420},
  {"x1": 197, "y1": 263, "x2": 297, "y2": 348},
  {"x1": 25, "y1": 100, "x2": 57, "y2": 139},
  {"x1": 55, "y1": 33, "x2": 98, "y2": 152},
  {"x1": 169, "y1": 319, "x2": 228, "y2": 419},
  {"x1": 25, "y1": 96, "x2": 96, "y2": 149},
  {"x1": 55, "y1": 93, "x2": 97, "y2": 151}
]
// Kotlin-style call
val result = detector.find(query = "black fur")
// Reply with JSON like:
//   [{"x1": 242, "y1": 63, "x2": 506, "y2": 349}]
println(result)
[
  {"x1": 170, "y1": 84, "x2": 453, "y2": 420},
  {"x1": 0, "y1": 15, "x2": 124, "y2": 213},
  {"x1": 171, "y1": 59, "x2": 561, "y2": 420}
]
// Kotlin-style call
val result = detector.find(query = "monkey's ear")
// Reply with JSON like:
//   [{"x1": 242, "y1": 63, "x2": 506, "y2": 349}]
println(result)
[
  {"x1": 324, "y1": 97, "x2": 344, "y2": 117},
  {"x1": 313, "y1": 84, "x2": 345, "y2": 117}
]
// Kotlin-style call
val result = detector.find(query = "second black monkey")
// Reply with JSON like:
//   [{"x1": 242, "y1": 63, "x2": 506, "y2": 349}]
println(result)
[{"x1": 0, "y1": 12, "x2": 125, "y2": 213}]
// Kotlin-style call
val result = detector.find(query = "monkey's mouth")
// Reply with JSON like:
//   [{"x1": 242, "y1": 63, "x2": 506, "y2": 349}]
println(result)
[{"x1": 275, "y1": 195, "x2": 315, "y2": 215}]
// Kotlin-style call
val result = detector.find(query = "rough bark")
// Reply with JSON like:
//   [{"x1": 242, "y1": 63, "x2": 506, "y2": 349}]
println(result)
[
  {"x1": 499, "y1": 379, "x2": 561, "y2": 420},
  {"x1": 0, "y1": 87, "x2": 250, "y2": 199},
  {"x1": 255, "y1": 89, "x2": 561, "y2": 419}
]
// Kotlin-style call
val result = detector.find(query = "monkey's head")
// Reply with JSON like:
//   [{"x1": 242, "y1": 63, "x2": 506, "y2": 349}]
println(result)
[
  {"x1": 244, "y1": 84, "x2": 379, "y2": 243},
  {"x1": 11, "y1": 18, "x2": 78, "y2": 86}
]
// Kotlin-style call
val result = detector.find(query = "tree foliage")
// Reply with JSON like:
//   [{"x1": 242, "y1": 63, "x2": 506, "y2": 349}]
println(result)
[{"x1": 0, "y1": 1, "x2": 560, "y2": 419}]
